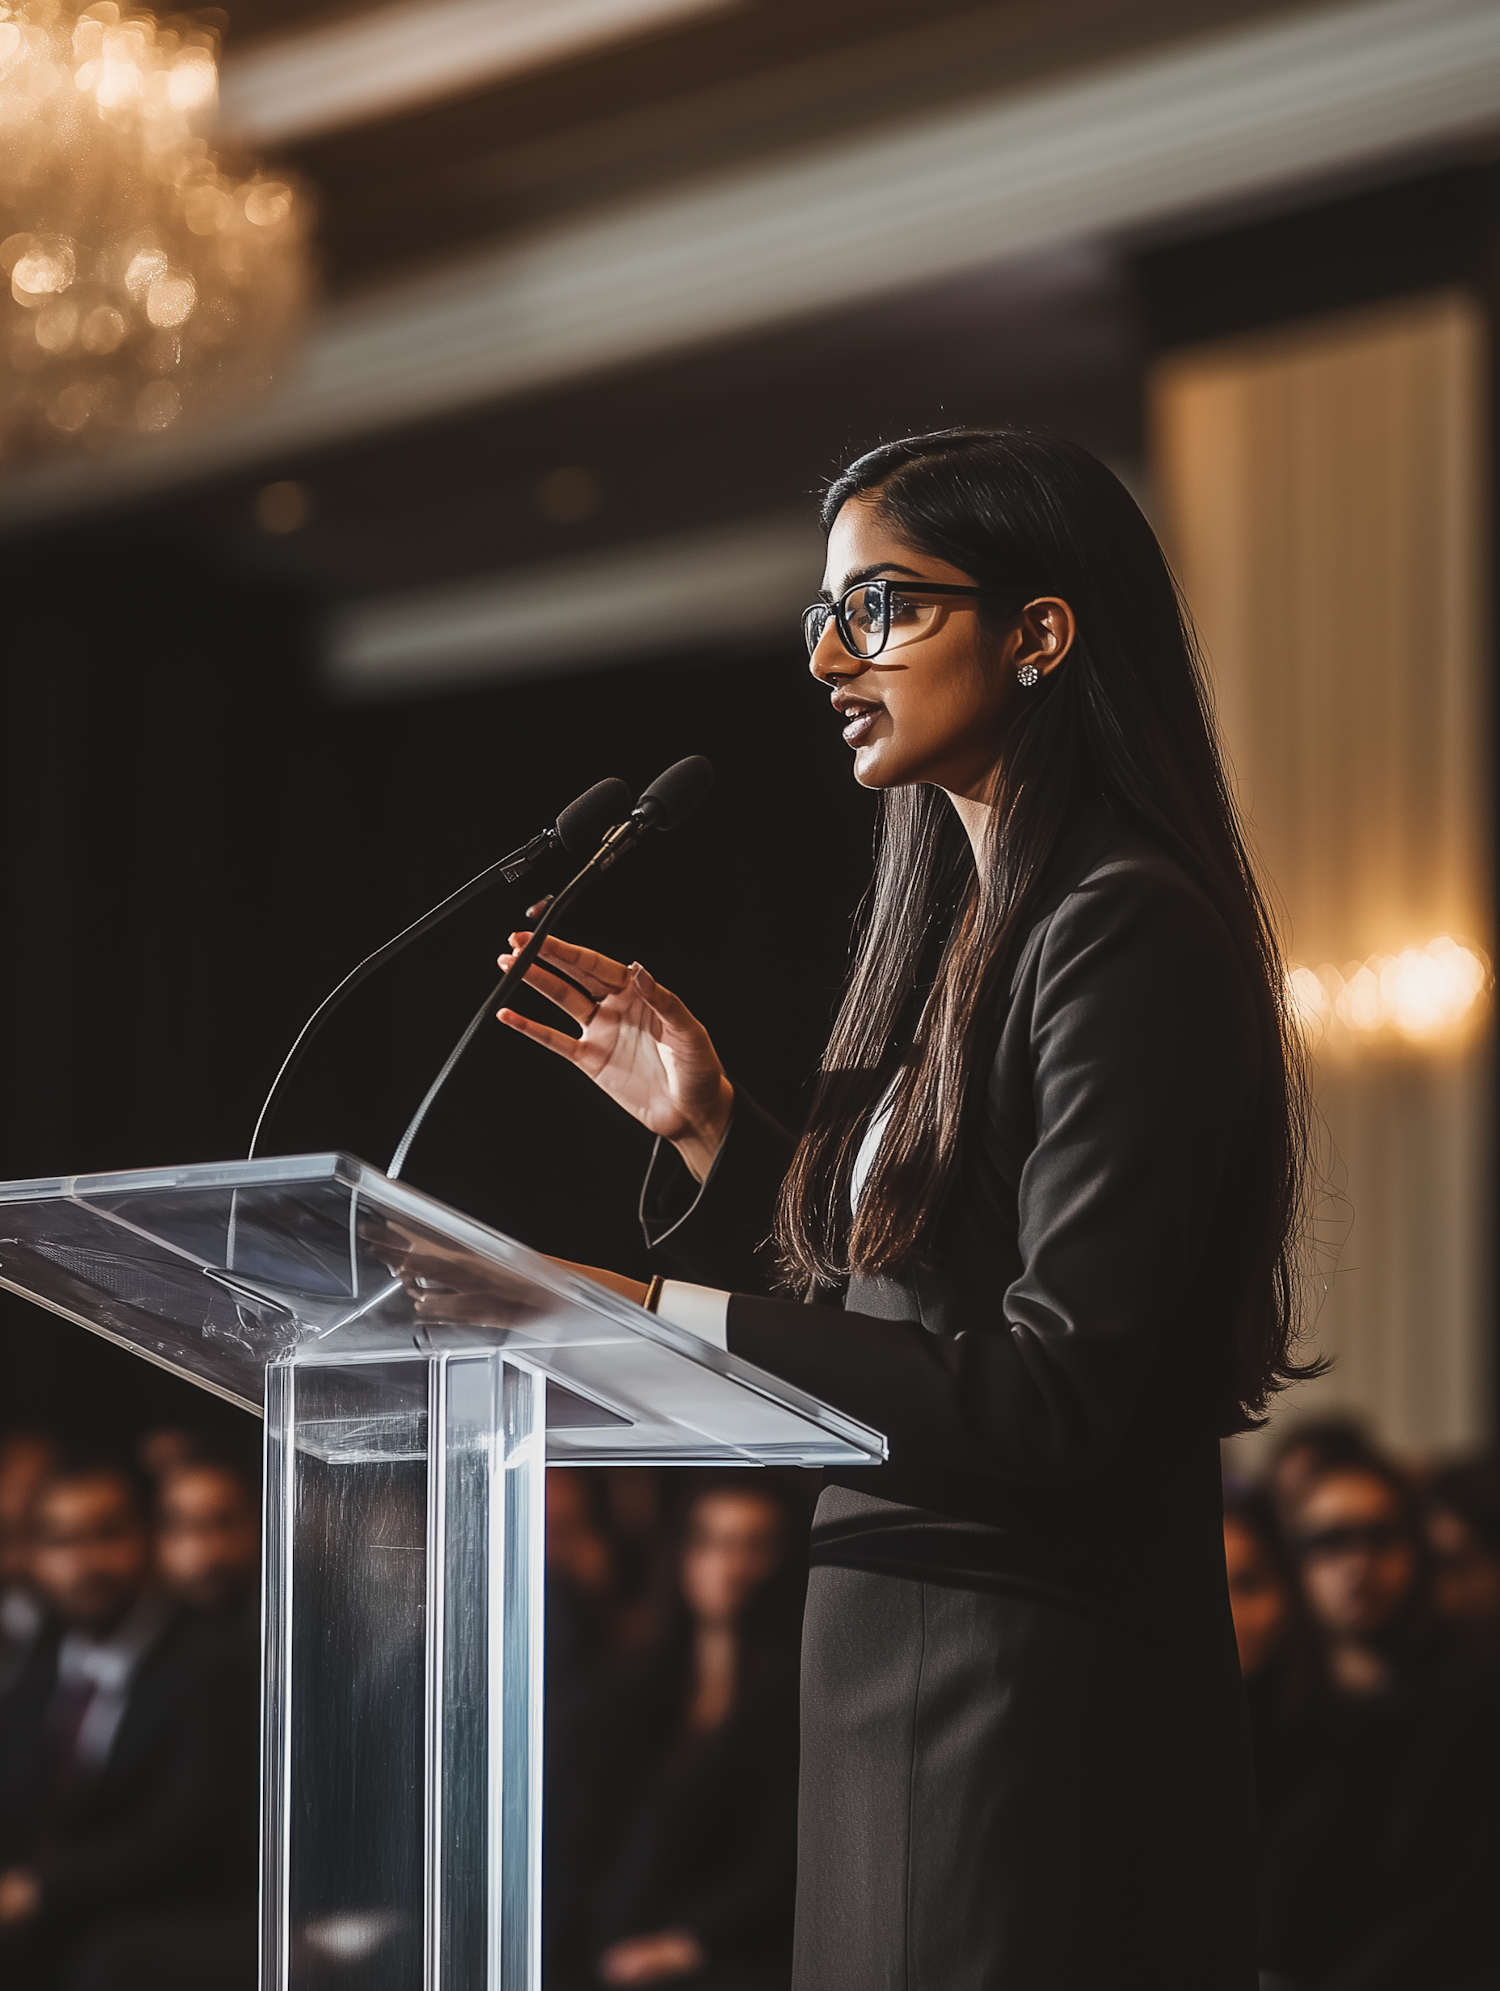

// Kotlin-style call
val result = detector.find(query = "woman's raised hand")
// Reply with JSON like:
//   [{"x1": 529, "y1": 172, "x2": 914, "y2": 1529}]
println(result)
[{"x1": 496, "y1": 933, "x2": 733, "y2": 1182}]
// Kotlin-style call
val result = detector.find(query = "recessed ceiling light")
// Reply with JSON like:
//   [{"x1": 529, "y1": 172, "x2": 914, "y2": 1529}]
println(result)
[{"x1": 219, "y1": 0, "x2": 741, "y2": 149}]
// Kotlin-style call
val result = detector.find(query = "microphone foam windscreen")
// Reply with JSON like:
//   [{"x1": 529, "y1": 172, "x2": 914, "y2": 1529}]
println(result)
[
  {"x1": 638, "y1": 756, "x2": 714, "y2": 830},
  {"x1": 557, "y1": 777, "x2": 633, "y2": 851}
]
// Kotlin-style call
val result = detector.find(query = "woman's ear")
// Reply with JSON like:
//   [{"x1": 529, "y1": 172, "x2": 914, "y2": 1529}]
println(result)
[{"x1": 1014, "y1": 598, "x2": 1076, "y2": 678}]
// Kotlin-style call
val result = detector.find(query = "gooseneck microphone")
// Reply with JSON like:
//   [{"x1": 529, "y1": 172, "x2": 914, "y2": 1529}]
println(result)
[
  {"x1": 247, "y1": 776, "x2": 634, "y2": 1160},
  {"x1": 497, "y1": 778, "x2": 636, "y2": 885},
  {"x1": 385, "y1": 755, "x2": 714, "y2": 1182}
]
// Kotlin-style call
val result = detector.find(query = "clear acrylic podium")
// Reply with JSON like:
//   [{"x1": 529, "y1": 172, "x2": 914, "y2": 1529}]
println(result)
[{"x1": 0, "y1": 1152, "x2": 883, "y2": 1991}]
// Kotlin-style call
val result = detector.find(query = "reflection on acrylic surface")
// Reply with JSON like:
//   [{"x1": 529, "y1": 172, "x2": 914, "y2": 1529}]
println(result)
[
  {"x1": 0, "y1": 1154, "x2": 884, "y2": 1466},
  {"x1": 298, "y1": 1908, "x2": 406, "y2": 1966}
]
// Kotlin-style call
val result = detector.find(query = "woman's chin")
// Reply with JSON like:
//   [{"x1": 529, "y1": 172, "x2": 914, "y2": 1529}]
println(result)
[{"x1": 851, "y1": 742, "x2": 899, "y2": 790}]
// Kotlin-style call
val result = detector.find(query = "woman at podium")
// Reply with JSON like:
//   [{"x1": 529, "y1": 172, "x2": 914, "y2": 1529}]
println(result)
[{"x1": 498, "y1": 429, "x2": 1310, "y2": 1991}]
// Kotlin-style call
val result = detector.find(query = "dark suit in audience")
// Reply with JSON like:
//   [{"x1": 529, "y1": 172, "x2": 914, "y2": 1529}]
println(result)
[
  {"x1": 0, "y1": 1605, "x2": 255, "y2": 1989},
  {"x1": 0, "y1": 1454, "x2": 256, "y2": 1991},
  {"x1": 1252, "y1": 1455, "x2": 1500, "y2": 1991},
  {"x1": 577, "y1": 1650, "x2": 798, "y2": 1990},
  {"x1": 547, "y1": 1479, "x2": 801, "y2": 1991}
]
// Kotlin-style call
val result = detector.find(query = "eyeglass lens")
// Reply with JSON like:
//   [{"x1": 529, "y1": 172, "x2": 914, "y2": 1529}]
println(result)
[{"x1": 803, "y1": 582, "x2": 954, "y2": 660}]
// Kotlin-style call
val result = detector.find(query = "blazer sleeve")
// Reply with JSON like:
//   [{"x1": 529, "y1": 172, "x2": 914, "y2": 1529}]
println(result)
[
  {"x1": 639, "y1": 1088, "x2": 796, "y2": 1294},
  {"x1": 725, "y1": 859, "x2": 1260, "y2": 1489}
]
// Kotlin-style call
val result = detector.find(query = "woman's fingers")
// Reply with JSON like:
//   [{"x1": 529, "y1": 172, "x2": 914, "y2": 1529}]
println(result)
[
  {"x1": 628, "y1": 963, "x2": 700, "y2": 1033},
  {"x1": 498, "y1": 951, "x2": 599, "y2": 1026},
  {"x1": 504, "y1": 931, "x2": 628, "y2": 1000},
  {"x1": 496, "y1": 1005, "x2": 588, "y2": 1063}
]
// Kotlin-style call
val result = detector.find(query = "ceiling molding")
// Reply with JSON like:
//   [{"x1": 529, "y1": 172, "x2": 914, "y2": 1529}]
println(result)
[
  {"x1": 218, "y1": 0, "x2": 740, "y2": 149},
  {"x1": 325, "y1": 510, "x2": 824, "y2": 697},
  {"x1": 5, "y1": 0, "x2": 1499, "y2": 533}
]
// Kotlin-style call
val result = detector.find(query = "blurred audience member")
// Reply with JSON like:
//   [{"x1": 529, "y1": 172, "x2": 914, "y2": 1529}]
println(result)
[
  {"x1": 1424, "y1": 1457, "x2": 1500, "y2": 1661},
  {"x1": 0, "y1": 1450, "x2": 256, "y2": 1990},
  {"x1": 1225, "y1": 1488, "x2": 1332, "y2": 1978},
  {"x1": 1224, "y1": 1489, "x2": 1325, "y2": 1770},
  {"x1": 599, "y1": 1469, "x2": 671, "y2": 1652},
  {"x1": 0, "y1": 1433, "x2": 58, "y2": 1695},
  {"x1": 155, "y1": 1455, "x2": 259, "y2": 1626},
  {"x1": 546, "y1": 1467, "x2": 626, "y2": 1973},
  {"x1": 1225, "y1": 1484, "x2": 1295, "y2": 1678},
  {"x1": 1293, "y1": 1456, "x2": 1429, "y2": 1696},
  {"x1": 548, "y1": 1469, "x2": 620, "y2": 1699},
  {"x1": 553, "y1": 1478, "x2": 801, "y2": 1990},
  {"x1": 1256, "y1": 1453, "x2": 1499, "y2": 1991},
  {"x1": 1267, "y1": 1418, "x2": 1374, "y2": 1535},
  {"x1": 133, "y1": 1430, "x2": 199, "y2": 1487}
]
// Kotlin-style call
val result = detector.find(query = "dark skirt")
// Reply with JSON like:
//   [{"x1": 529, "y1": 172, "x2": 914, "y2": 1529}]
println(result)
[{"x1": 794, "y1": 1537, "x2": 1258, "y2": 1990}]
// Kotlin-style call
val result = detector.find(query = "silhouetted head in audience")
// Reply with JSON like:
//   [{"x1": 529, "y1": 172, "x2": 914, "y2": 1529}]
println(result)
[
  {"x1": 1425, "y1": 1458, "x2": 1500, "y2": 1654},
  {"x1": 29, "y1": 1453, "x2": 154, "y2": 1638},
  {"x1": 661, "y1": 1478, "x2": 802, "y2": 1733},
  {"x1": 136, "y1": 1424, "x2": 200, "y2": 1484},
  {"x1": 1269, "y1": 1418, "x2": 1374, "y2": 1532},
  {"x1": 548, "y1": 1468, "x2": 617, "y2": 1598},
  {"x1": 156, "y1": 1455, "x2": 260, "y2": 1616},
  {"x1": 681, "y1": 1483, "x2": 787, "y2": 1632},
  {"x1": 546, "y1": 1468, "x2": 622, "y2": 1687},
  {"x1": 1292, "y1": 1455, "x2": 1429, "y2": 1694},
  {"x1": 0, "y1": 1430, "x2": 58, "y2": 1593}
]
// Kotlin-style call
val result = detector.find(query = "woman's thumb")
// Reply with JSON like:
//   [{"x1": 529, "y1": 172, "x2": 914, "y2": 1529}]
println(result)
[{"x1": 630, "y1": 962, "x2": 682, "y2": 1019}]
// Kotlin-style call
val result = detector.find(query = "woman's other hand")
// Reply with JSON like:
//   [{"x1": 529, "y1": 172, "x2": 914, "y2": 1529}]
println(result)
[
  {"x1": 497, "y1": 934, "x2": 733, "y2": 1182},
  {"x1": 596, "y1": 1928, "x2": 706, "y2": 1984},
  {"x1": 544, "y1": 1255, "x2": 650, "y2": 1307}
]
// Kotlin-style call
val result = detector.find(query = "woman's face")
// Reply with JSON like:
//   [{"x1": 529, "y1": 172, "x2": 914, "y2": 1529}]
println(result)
[
  {"x1": 680, "y1": 1490, "x2": 783, "y2": 1629},
  {"x1": 810, "y1": 495, "x2": 1070, "y2": 801},
  {"x1": 1223, "y1": 1516, "x2": 1290, "y2": 1679}
]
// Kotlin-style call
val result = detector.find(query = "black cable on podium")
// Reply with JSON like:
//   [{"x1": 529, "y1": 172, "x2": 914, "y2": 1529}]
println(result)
[{"x1": 385, "y1": 755, "x2": 713, "y2": 1183}]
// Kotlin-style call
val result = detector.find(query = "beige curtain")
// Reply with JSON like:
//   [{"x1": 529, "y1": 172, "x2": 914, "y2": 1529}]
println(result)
[{"x1": 1149, "y1": 289, "x2": 1492, "y2": 1461}]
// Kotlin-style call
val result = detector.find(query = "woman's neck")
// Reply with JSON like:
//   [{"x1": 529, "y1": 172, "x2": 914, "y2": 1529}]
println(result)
[{"x1": 944, "y1": 787, "x2": 994, "y2": 862}]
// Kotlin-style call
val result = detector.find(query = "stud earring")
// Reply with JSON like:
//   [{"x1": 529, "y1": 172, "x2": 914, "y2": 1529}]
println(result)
[{"x1": 1016, "y1": 664, "x2": 1040, "y2": 688}]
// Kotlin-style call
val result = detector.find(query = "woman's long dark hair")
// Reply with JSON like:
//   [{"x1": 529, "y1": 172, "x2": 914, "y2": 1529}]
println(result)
[{"x1": 774, "y1": 428, "x2": 1316, "y2": 1430}]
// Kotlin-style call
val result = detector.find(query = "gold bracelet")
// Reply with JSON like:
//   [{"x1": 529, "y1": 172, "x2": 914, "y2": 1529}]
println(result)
[{"x1": 642, "y1": 1275, "x2": 665, "y2": 1313}]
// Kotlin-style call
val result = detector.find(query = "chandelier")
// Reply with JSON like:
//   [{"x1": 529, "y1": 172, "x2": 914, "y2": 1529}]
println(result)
[{"x1": 0, "y1": 0, "x2": 312, "y2": 463}]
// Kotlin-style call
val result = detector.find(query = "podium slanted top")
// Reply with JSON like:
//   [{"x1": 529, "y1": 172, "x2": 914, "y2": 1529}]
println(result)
[{"x1": 0, "y1": 1153, "x2": 884, "y2": 1468}]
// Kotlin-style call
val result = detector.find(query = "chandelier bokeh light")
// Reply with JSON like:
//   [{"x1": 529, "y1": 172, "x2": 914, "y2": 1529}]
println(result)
[
  {"x1": 0, "y1": 0, "x2": 312, "y2": 462},
  {"x1": 1287, "y1": 936, "x2": 1491, "y2": 1053}
]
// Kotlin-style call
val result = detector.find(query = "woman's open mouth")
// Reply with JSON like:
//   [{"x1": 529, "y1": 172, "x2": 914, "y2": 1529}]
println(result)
[{"x1": 839, "y1": 703, "x2": 882, "y2": 746}]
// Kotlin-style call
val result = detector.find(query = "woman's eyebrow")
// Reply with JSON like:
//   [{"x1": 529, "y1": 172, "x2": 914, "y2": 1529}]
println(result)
[{"x1": 821, "y1": 560, "x2": 928, "y2": 601}]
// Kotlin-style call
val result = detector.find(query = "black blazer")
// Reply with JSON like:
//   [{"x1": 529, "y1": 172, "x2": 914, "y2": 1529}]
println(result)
[
  {"x1": 0, "y1": 1606, "x2": 257, "y2": 1926},
  {"x1": 642, "y1": 802, "x2": 1260, "y2": 1627}
]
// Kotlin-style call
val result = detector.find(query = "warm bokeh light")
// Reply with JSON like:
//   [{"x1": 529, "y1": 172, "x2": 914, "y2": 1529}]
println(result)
[
  {"x1": 0, "y1": 0, "x2": 312, "y2": 463},
  {"x1": 1286, "y1": 936, "x2": 1490, "y2": 1050}
]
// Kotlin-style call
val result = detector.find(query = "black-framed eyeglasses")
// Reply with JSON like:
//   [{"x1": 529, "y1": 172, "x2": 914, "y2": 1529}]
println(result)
[{"x1": 802, "y1": 578, "x2": 1018, "y2": 661}]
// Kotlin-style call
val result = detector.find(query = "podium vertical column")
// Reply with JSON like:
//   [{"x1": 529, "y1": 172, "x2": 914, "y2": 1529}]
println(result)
[
  {"x1": 430, "y1": 1355, "x2": 546, "y2": 1991},
  {"x1": 260, "y1": 1350, "x2": 546, "y2": 1991}
]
